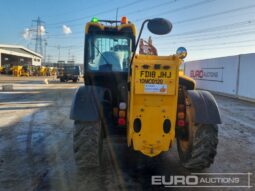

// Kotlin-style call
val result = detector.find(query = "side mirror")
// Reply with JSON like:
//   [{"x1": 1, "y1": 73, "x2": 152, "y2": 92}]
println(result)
[
  {"x1": 176, "y1": 47, "x2": 187, "y2": 59},
  {"x1": 147, "y1": 18, "x2": 172, "y2": 35},
  {"x1": 130, "y1": 18, "x2": 172, "y2": 69}
]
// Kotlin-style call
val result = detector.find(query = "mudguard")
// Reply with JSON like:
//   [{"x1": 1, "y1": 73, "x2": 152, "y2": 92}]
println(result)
[
  {"x1": 186, "y1": 90, "x2": 221, "y2": 124},
  {"x1": 179, "y1": 75, "x2": 195, "y2": 90},
  {"x1": 70, "y1": 86, "x2": 110, "y2": 122}
]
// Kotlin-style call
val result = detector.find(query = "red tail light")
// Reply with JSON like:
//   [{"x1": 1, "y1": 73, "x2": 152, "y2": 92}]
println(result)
[
  {"x1": 118, "y1": 118, "x2": 126, "y2": 126},
  {"x1": 177, "y1": 120, "x2": 185, "y2": 127}
]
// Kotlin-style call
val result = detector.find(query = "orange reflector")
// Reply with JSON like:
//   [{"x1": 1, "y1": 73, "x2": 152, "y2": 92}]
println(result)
[
  {"x1": 177, "y1": 120, "x2": 185, "y2": 127},
  {"x1": 178, "y1": 104, "x2": 185, "y2": 111},
  {"x1": 113, "y1": 107, "x2": 118, "y2": 117},
  {"x1": 121, "y1": 16, "x2": 128, "y2": 24},
  {"x1": 178, "y1": 112, "x2": 185, "y2": 119},
  {"x1": 118, "y1": 118, "x2": 126, "y2": 126},
  {"x1": 119, "y1": 110, "x2": 126, "y2": 118}
]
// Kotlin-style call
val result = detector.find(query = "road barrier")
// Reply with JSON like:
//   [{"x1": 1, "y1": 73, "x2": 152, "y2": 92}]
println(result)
[{"x1": 184, "y1": 53, "x2": 255, "y2": 101}]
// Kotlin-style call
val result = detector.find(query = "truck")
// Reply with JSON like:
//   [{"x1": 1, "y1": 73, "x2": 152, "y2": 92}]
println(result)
[{"x1": 57, "y1": 65, "x2": 80, "y2": 83}]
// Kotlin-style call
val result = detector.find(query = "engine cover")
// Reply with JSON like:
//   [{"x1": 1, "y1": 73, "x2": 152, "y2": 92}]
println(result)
[{"x1": 128, "y1": 55, "x2": 182, "y2": 157}]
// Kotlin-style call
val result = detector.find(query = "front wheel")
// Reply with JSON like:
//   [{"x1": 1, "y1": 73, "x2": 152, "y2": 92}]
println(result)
[{"x1": 73, "y1": 121, "x2": 103, "y2": 168}]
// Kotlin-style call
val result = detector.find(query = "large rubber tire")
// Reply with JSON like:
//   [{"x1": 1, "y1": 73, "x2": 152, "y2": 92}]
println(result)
[
  {"x1": 176, "y1": 106, "x2": 218, "y2": 170},
  {"x1": 73, "y1": 121, "x2": 103, "y2": 168}
]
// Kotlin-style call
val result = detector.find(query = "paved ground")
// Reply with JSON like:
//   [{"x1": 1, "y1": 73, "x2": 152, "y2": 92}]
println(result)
[{"x1": 0, "y1": 75, "x2": 254, "y2": 191}]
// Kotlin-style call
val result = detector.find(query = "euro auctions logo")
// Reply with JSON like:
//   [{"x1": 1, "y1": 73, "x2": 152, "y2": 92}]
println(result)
[
  {"x1": 190, "y1": 70, "x2": 220, "y2": 79},
  {"x1": 151, "y1": 173, "x2": 253, "y2": 188},
  {"x1": 190, "y1": 70, "x2": 204, "y2": 79},
  {"x1": 189, "y1": 67, "x2": 224, "y2": 82},
  {"x1": 152, "y1": 175, "x2": 199, "y2": 186}
]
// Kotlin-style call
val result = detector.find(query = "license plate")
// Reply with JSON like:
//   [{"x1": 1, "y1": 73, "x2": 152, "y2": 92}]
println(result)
[{"x1": 135, "y1": 69, "x2": 176, "y2": 95}]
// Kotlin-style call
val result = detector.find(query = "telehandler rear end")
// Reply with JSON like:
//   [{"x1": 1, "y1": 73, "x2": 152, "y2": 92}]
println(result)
[{"x1": 70, "y1": 16, "x2": 221, "y2": 170}]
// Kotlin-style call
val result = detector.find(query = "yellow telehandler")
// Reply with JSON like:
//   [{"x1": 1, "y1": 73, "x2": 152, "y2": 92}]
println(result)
[
  {"x1": 70, "y1": 17, "x2": 221, "y2": 170},
  {"x1": 11, "y1": 66, "x2": 22, "y2": 77}
]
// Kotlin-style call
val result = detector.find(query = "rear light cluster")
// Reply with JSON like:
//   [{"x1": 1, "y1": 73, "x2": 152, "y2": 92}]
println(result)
[
  {"x1": 177, "y1": 104, "x2": 186, "y2": 127},
  {"x1": 118, "y1": 118, "x2": 126, "y2": 126},
  {"x1": 118, "y1": 102, "x2": 126, "y2": 126}
]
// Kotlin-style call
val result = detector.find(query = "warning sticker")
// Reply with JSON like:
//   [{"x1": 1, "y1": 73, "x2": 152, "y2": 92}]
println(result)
[{"x1": 144, "y1": 84, "x2": 168, "y2": 93}]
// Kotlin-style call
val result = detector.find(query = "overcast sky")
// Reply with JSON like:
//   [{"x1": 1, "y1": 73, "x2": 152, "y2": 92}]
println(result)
[{"x1": 1, "y1": 0, "x2": 255, "y2": 63}]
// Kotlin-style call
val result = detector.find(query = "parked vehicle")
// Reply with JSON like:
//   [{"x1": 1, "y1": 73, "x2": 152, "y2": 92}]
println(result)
[{"x1": 58, "y1": 65, "x2": 80, "y2": 82}]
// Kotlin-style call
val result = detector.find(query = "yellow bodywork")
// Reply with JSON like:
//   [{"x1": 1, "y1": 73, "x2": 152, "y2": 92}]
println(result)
[
  {"x1": 21, "y1": 70, "x2": 30, "y2": 77},
  {"x1": 39, "y1": 66, "x2": 47, "y2": 76},
  {"x1": 179, "y1": 69, "x2": 184, "y2": 76},
  {"x1": 128, "y1": 55, "x2": 182, "y2": 157},
  {"x1": 21, "y1": 66, "x2": 32, "y2": 77},
  {"x1": 11, "y1": 66, "x2": 23, "y2": 77},
  {"x1": 49, "y1": 67, "x2": 57, "y2": 76}
]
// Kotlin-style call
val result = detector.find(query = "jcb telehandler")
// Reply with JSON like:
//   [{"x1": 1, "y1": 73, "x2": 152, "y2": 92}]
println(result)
[{"x1": 70, "y1": 17, "x2": 221, "y2": 170}]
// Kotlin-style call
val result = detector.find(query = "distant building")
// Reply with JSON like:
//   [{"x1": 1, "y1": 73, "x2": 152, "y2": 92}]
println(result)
[
  {"x1": 0, "y1": 44, "x2": 43, "y2": 67},
  {"x1": 57, "y1": 60, "x2": 65, "y2": 65},
  {"x1": 67, "y1": 60, "x2": 75, "y2": 65}
]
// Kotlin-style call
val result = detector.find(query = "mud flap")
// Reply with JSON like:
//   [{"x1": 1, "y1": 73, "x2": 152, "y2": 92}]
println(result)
[
  {"x1": 70, "y1": 86, "x2": 111, "y2": 122},
  {"x1": 186, "y1": 90, "x2": 221, "y2": 124}
]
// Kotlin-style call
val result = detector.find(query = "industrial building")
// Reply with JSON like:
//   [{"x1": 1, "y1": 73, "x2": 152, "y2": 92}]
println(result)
[
  {"x1": 0, "y1": 44, "x2": 43, "y2": 67},
  {"x1": 184, "y1": 52, "x2": 255, "y2": 101}
]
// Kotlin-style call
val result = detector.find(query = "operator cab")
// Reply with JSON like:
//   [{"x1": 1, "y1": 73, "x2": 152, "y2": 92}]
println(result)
[
  {"x1": 87, "y1": 35, "x2": 131, "y2": 72},
  {"x1": 84, "y1": 17, "x2": 136, "y2": 106}
]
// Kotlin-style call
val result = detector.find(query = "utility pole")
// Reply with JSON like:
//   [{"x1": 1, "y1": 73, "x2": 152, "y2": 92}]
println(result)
[
  {"x1": 57, "y1": 45, "x2": 61, "y2": 62},
  {"x1": 47, "y1": 55, "x2": 52, "y2": 63},
  {"x1": 44, "y1": 39, "x2": 47, "y2": 65},
  {"x1": 68, "y1": 49, "x2": 71, "y2": 61},
  {"x1": 71, "y1": 55, "x2": 75, "y2": 62},
  {"x1": 31, "y1": 17, "x2": 46, "y2": 56}
]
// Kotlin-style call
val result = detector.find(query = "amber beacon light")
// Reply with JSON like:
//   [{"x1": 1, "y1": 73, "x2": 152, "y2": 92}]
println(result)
[{"x1": 121, "y1": 16, "x2": 128, "y2": 24}]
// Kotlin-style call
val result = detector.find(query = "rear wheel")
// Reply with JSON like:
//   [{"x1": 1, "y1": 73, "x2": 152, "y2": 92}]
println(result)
[
  {"x1": 60, "y1": 78, "x2": 65, "y2": 82},
  {"x1": 73, "y1": 121, "x2": 103, "y2": 168},
  {"x1": 176, "y1": 98, "x2": 218, "y2": 170},
  {"x1": 73, "y1": 78, "x2": 78, "y2": 83}
]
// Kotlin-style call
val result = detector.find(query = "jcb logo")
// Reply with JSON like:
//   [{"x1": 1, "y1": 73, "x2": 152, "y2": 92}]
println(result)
[{"x1": 190, "y1": 70, "x2": 203, "y2": 78}]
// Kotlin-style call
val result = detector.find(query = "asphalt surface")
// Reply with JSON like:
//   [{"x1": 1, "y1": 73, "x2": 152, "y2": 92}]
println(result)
[{"x1": 0, "y1": 75, "x2": 254, "y2": 191}]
